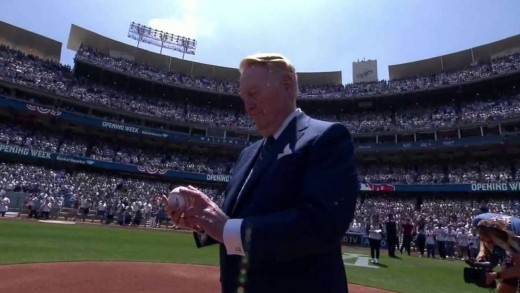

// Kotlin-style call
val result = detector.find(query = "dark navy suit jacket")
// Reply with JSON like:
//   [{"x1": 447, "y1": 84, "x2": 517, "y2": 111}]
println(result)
[{"x1": 195, "y1": 111, "x2": 358, "y2": 293}]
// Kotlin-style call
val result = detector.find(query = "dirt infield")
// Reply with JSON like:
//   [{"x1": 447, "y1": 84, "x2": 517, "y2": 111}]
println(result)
[{"x1": 0, "y1": 262, "x2": 395, "y2": 292}]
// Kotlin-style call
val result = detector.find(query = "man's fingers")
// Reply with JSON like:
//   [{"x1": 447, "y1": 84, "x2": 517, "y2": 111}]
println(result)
[
  {"x1": 179, "y1": 187, "x2": 211, "y2": 205},
  {"x1": 172, "y1": 210, "x2": 184, "y2": 226},
  {"x1": 162, "y1": 194, "x2": 176, "y2": 215},
  {"x1": 185, "y1": 216, "x2": 207, "y2": 231},
  {"x1": 165, "y1": 186, "x2": 217, "y2": 231},
  {"x1": 183, "y1": 206, "x2": 207, "y2": 218},
  {"x1": 183, "y1": 216, "x2": 198, "y2": 230}
]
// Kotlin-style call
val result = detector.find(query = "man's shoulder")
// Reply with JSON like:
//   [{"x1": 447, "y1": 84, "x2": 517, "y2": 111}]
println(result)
[
  {"x1": 306, "y1": 116, "x2": 351, "y2": 139},
  {"x1": 308, "y1": 116, "x2": 342, "y2": 130}
]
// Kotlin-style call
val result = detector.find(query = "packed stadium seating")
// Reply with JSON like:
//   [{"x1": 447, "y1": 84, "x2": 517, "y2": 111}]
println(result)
[
  {"x1": 0, "y1": 161, "x2": 223, "y2": 225},
  {"x1": 1, "y1": 121, "x2": 518, "y2": 184},
  {"x1": 353, "y1": 195, "x2": 520, "y2": 233},
  {"x1": 75, "y1": 46, "x2": 520, "y2": 98},
  {"x1": 1, "y1": 45, "x2": 520, "y2": 135},
  {"x1": 0, "y1": 36, "x2": 519, "y2": 239}
]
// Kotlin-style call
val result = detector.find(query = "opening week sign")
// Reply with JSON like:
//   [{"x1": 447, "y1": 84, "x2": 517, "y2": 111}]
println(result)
[{"x1": 360, "y1": 182, "x2": 520, "y2": 193}]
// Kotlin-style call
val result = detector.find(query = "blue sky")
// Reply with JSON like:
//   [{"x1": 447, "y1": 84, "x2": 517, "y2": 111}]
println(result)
[{"x1": 1, "y1": 0, "x2": 519, "y2": 83}]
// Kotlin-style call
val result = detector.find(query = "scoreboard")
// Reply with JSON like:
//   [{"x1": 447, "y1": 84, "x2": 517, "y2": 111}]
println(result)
[{"x1": 353, "y1": 59, "x2": 378, "y2": 83}]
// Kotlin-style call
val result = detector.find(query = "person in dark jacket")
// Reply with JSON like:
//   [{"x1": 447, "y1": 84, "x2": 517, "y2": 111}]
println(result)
[
  {"x1": 163, "y1": 53, "x2": 358, "y2": 293},
  {"x1": 385, "y1": 213, "x2": 399, "y2": 258}
]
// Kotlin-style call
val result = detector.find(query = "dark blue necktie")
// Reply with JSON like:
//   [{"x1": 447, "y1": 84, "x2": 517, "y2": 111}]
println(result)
[{"x1": 254, "y1": 136, "x2": 275, "y2": 169}]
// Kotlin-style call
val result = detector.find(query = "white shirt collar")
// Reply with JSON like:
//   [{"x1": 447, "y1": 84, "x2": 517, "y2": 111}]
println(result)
[{"x1": 272, "y1": 108, "x2": 301, "y2": 140}]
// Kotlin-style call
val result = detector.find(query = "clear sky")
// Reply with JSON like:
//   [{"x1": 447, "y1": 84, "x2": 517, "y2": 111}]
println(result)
[{"x1": 1, "y1": 0, "x2": 519, "y2": 83}]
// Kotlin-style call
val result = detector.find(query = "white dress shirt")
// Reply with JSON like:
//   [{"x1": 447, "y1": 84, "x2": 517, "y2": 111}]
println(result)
[{"x1": 223, "y1": 109, "x2": 301, "y2": 256}]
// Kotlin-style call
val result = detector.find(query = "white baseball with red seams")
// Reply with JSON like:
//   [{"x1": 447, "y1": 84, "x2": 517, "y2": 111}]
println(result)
[{"x1": 168, "y1": 187, "x2": 186, "y2": 209}]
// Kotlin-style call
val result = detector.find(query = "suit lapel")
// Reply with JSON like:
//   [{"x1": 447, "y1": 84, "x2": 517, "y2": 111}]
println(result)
[
  {"x1": 222, "y1": 141, "x2": 262, "y2": 214},
  {"x1": 230, "y1": 112, "x2": 310, "y2": 215}
]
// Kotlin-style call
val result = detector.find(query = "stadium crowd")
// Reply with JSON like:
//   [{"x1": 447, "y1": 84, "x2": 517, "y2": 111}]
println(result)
[
  {"x1": 341, "y1": 53, "x2": 520, "y2": 98},
  {"x1": 0, "y1": 45, "x2": 519, "y2": 135},
  {"x1": 0, "y1": 122, "x2": 235, "y2": 175},
  {"x1": 1, "y1": 31, "x2": 520, "y2": 280},
  {"x1": 1, "y1": 159, "x2": 518, "y2": 261},
  {"x1": 0, "y1": 162, "x2": 223, "y2": 226},
  {"x1": 75, "y1": 47, "x2": 239, "y2": 95},
  {"x1": 0, "y1": 45, "x2": 519, "y2": 246},
  {"x1": 350, "y1": 195, "x2": 520, "y2": 260},
  {"x1": 1, "y1": 159, "x2": 517, "y2": 220},
  {"x1": 1, "y1": 121, "x2": 519, "y2": 184},
  {"x1": 358, "y1": 160, "x2": 518, "y2": 184},
  {"x1": 75, "y1": 47, "x2": 520, "y2": 99}
]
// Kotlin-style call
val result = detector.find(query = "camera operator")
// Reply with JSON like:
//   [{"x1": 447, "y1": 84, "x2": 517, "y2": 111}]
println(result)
[{"x1": 472, "y1": 213, "x2": 520, "y2": 293}]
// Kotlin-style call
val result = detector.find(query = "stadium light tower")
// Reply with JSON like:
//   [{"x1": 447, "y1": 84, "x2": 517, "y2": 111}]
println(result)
[{"x1": 127, "y1": 22, "x2": 197, "y2": 59}]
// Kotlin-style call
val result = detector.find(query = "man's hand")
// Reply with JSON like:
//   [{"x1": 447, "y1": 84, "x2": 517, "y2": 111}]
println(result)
[
  {"x1": 160, "y1": 193, "x2": 197, "y2": 231},
  {"x1": 181, "y1": 185, "x2": 229, "y2": 243}
]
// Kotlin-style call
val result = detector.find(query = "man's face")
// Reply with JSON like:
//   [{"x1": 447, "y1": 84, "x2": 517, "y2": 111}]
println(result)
[{"x1": 239, "y1": 64, "x2": 294, "y2": 137}]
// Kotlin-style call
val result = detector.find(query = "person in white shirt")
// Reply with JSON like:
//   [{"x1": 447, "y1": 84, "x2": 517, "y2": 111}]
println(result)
[
  {"x1": 468, "y1": 229, "x2": 480, "y2": 260},
  {"x1": 445, "y1": 226, "x2": 457, "y2": 259},
  {"x1": 78, "y1": 197, "x2": 90, "y2": 222},
  {"x1": 0, "y1": 196, "x2": 10, "y2": 217},
  {"x1": 426, "y1": 228, "x2": 436, "y2": 258},
  {"x1": 142, "y1": 201, "x2": 152, "y2": 227},
  {"x1": 40, "y1": 198, "x2": 52, "y2": 220},
  {"x1": 28, "y1": 195, "x2": 39, "y2": 219},
  {"x1": 433, "y1": 223, "x2": 447, "y2": 259},
  {"x1": 457, "y1": 228, "x2": 470, "y2": 260},
  {"x1": 366, "y1": 215, "x2": 384, "y2": 264},
  {"x1": 94, "y1": 200, "x2": 106, "y2": 223}
]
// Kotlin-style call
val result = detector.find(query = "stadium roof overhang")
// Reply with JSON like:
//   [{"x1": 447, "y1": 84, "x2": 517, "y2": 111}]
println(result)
[
  {"x1": 388, "y1": 34, "x2": 520, "y2": 80},
  {"x1": 0, "y1": 20, "x2": 62, "y2": 63},
  {"x1": 67, "y1": 24, "x2": 342, "y2": 86}
]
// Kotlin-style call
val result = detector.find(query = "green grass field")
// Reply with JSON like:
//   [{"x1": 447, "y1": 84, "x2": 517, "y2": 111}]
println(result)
[
  {"x1": 342, "y1": 247, "x2": 488, "y2": 293},
  {"x1": 0, "y1": 220, "x2": 489, "y2": 293}
]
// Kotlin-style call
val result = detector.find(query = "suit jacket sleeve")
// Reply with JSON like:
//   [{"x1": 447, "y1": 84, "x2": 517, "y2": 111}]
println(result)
[
  {"x1": 240, "y1": 123, "x2": 358, "y2": 265},
  {"x1": 192, "y1": 149, "x2": 247, "y2": 248}
]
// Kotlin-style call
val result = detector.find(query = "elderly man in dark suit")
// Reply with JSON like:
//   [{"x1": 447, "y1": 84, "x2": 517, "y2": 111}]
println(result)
[{"x1": 164, "y1": 53, "x2": 358, "y2": 293}]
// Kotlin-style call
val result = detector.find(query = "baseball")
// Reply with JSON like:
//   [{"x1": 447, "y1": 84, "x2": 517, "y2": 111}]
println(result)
[{"x1": 168, "y1": 187, "x2": 186, "y2": 209}]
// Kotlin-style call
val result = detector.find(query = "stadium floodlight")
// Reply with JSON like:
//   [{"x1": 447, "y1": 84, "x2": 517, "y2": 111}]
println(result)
[{"x1": 127, "y1": 22, "x2": 197, "y2": 59}]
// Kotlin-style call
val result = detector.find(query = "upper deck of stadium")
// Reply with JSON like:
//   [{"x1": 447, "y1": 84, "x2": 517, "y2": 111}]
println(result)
[
  {"x1": 67, "y1": 23, "x2": 520, "y2": 85},
  {"x1": 0, "y1": 20, "x2": 61, "y2": 63},
  {"x1": 389, "y1": 34, "x2": 520, "y2": 80},
  {"x1": 66, "y1": 24, "x2": 342, "y2": 87}
]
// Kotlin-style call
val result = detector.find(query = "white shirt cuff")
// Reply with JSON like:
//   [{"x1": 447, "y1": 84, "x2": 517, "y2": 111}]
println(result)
[{"x1": 223, "y1": 219, "x2": 245, "y2": 256}]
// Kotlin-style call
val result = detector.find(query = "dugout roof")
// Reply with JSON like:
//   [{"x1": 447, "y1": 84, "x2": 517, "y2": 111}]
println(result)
[
  {"x1": 389, "y1": 34, "x2": 520, "y2": 80},
  {"x1": 67, "y1": 24, "x2": 342, "y2": 86},
  {"x1": 0, "y1": 20, "x2": 62, "y2": 63}
]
